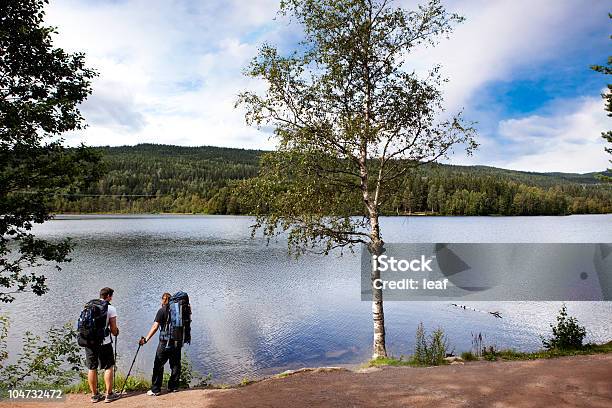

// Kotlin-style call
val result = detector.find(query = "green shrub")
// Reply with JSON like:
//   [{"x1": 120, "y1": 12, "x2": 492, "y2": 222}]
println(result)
[
  {"x1": 482, "y1": 346, "x2": 498, "y2": 361},
  {"x1": 413, "y1": 322, "x2": 450, "y2": 366},
  {"x1": 65, "y1": 372, "x2": 150, "y2": 394},
  {"x1": 542, "y1": 304, "x2": 587, "y2": 350},
  {"x1": 162, "y1": 352, "x2": 194, "y2": 389},
  {"x1": 481, "y1": 342, "x2": 612, "y2": 361},
  {"x1": 69, "y1": 352, "x2": 212, "y2": 394},
  {"x1": 0, "y1": 316, "x2": 82, "y2": 394},
  {"x1": 429, "y1": 328, "x2": 449, "y2": 365},
  {"x1": 460, "y1": 351, "x2": 477, "y2": 361},
  {"x1": 161, "y1": 352, "x2": 212, "y2": 389},
  {"x1": 414, "y1": 323, "x2": 427, "y2": 364}
]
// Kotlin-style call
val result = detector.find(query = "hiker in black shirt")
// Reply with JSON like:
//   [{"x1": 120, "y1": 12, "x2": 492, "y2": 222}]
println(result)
[{"x1": 139, "y1": 292, "x2": 182, "y2": 396}]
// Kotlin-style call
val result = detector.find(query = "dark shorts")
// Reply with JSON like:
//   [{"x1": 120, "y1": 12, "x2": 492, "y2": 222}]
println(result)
[{"x1": 84, "y1": 343, "x2": 115, "y2": 370}]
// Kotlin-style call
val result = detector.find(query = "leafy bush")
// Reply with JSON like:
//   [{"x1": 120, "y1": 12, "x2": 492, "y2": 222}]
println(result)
[
  {"x1": 180, "y1": 353, "x2": 193, "y2": 388},
  {"x1": 482, "y1": 346, "x2": 499, "y2": 361},
  {"x1": 194, "y1": 372, "x2": 213, "y2": 388},
  {"x1": 70, "y1": 352, "x2": 211, "y2": 394},
  {"x1": 67, "y1": 372, "x2": 150, "y2": 394},
  {"x1": 162, "y1": 352, "x2": 212, "y2": 389},
  {"x1": 413, "y1": 322, "x2": 450, "y2": 366},
  {"x1": 414, "y1": 322, "x2": 427, "y2": 364},
  {"x1": 240, "y1": 377, "x2": 254, "y2": 386},
  {"x1": 0, "y1": 316, "x2": 82, "y2": 393},
  {"x1": 542, "y1": 304, "x2": 586, "y2": 350},
  {"x1": 460, "y1": 351, "x2": 477, "y2": 361}
]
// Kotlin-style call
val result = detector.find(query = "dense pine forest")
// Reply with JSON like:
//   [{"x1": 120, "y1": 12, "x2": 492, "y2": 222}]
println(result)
[{"x1": 51, "y1": 144, "x2": 612, "y2": 216}]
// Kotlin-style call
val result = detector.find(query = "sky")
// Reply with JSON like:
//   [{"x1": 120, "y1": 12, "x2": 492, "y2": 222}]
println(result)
[{"x1": 45, "y1": 0, "x2": 611, "y2": 173}]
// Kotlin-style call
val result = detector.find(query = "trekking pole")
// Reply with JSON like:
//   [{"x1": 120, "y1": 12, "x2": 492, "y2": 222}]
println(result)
[
  {"x1": 113, "y1": 334, "x2": 117, "y2": 388},
  {"x1": 119, "y1": 341, "x2": 142, "y2": 395}
]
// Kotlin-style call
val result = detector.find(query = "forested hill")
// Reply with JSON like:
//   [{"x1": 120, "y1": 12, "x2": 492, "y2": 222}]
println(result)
[{"x1": 51, "y1": 144, "x2": 612, "y2": 215}]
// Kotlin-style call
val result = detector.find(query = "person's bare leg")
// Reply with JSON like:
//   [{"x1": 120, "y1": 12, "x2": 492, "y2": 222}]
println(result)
[
  {"x1": 104, "y1": 367, "x2": 113, "y2": 395},
  {"x1": 88, "y1": 370, "x2": 98, "y2": 395}
]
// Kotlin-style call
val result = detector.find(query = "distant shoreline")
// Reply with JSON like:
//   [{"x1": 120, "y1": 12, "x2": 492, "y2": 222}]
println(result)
[{"x1": 51, "y1": 212, "x2": 612, "y2": 217}]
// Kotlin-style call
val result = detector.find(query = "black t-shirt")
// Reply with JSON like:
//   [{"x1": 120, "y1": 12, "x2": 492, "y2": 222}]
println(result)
[{"x1": 155, "y1": 306, "x2": 169, "y2": 329}]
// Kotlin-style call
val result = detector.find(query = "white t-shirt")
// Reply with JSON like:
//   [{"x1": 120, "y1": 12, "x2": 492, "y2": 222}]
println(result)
[{"x1": 102, "y1": 303, "x2": 117, "y2": 345}]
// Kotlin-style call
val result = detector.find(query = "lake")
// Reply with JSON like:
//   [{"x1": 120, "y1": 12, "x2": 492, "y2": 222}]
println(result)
[{"x1": 2, "y1": 214, "x2": 612, "y2": 383}]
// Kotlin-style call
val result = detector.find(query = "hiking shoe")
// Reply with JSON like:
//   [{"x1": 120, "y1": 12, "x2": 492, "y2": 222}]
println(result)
[
  {"x1": 169, "y1": 389, "x2": 179, "y2": 393},
  {"x1": 146, "y1": 390, "x2": 161, "y2": 396},
  {"x1": 90, "y1": 394, "x2": 104, "y2": 403},
  {"x1": 104, "y1": 393, "x2": 120, "y2": 403}
]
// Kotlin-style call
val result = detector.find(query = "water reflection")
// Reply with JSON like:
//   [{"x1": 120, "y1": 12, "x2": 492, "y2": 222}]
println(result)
[{"x1": 1, "y1": 215, "x2": 611, "y2": 383}]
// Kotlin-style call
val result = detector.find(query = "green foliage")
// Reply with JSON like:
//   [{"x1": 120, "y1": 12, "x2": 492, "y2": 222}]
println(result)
[
  {"x1": 66, "y1": 372, "x2": 150, "y2": 394},
  {"x1": 472, "y1": 333, "x2": 500, "y2": 361},
  {"x1": 236, "y1": 0, "x2": 476, "y2": 259},
  {"x1": 374, "y1": 341, "x2": 612, "y2": 368},
  {"x1": 428, "y1": 328, "x2": 449, "y2": 365},
  {"x1": 460, "y1": 351, "x2": 477, "y2": 361},
  {"x1": 52, "y1": 144, "x2": 259, "y2": 215},
  {"x1": 367, "y1": 356, "x2": 417, "y2": 367},
  {"x1": 240, "y1": 377, "x2": 254, "y2": 387},
  {"x1": 161, "y1": 351, "x2": 207, "y2": 389},
  {"x1": 414, "y1": 322, "x2": 427, "y2": 364},
  {"x1": 590, "y1": 13, "x2": 611, "y2": 182},
  {"x1": 194, "y1": 372, "x2": 214, "y2": 388},
  {"x1": 159, "y1": 352, "x2": 212, "y2": 389},
  {"x1": 413, "y1": 322, "x2": 449, "y2": 366},
  {"x1": 542, "y1": 304, "x2": 587, "y2": 350},
  {"x1": 476, "y1": 342, "x2": 612, "y2": 361},
  {"x1": 50, "y1": 145, "x2": 612, "y2": 216},
  {"x1": 482, "y1": 346, "x2": 499, "y2": 361},
  {"x1": 0, "y1": 0, "x2": 100, "y2": 302},
  {"x1": 0, "y1": 316, "x2": 82, "y2": 392},
  {"x1": 66, "y1": 352, "x2": 211, "y2": 394},
  {"x1": 178, "y1": 352, "x2": 194, "y2": 388}
]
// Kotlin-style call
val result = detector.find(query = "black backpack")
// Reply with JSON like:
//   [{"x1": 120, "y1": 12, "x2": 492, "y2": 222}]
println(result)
[
  {"x1": 163, "y1": 291, "x2": 191, "y2": 347},
  {"x1": 77, "y1": 299, "x2": 109, "y2": 347}
]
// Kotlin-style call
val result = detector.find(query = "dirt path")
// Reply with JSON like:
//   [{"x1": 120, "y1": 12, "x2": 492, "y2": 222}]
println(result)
[{"x1": 4, "y1": 354, "x2": 612, "y2": 408}]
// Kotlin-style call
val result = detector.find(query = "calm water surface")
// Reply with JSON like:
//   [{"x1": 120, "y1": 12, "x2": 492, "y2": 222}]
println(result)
[{"x1": 2, "y1": 215, "x2": 612, "y2": 383}]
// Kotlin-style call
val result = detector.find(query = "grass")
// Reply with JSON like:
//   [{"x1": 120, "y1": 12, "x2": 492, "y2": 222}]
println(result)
[
  {"x1": 63, "y1": 372, "x2": 151, "y2": 394},
  {"x1": 482, "y1": 341, "x2": 612, "y2": 361},
  {"x1": 367, "y1": 342, "x2": 612, "y2": 367},
  {"x1": 366, "y1": 355, "x2": 443, "y2": 368},
  {"x1": 460, "y1": 351, "x2": 478, "y2": 361},
  {"x1": 240, "y1": 377, "x2": 254, "y2": 386},
  {"x1": 57, "y1": 342, "x2": 612, "y2": 394},
  {"x1": 64, "y1": 351, "x2": 213, "y2": 394}
]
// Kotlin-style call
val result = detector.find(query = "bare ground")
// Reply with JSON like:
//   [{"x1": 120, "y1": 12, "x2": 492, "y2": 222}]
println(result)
[{"x1": 3, "y1": 354, "x2": 612, "y2": 408}]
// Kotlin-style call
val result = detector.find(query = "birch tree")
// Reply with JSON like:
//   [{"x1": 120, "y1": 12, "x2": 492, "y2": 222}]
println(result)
[{"x1": 237, "y1": 0, "x2": 477, "y2": 358}]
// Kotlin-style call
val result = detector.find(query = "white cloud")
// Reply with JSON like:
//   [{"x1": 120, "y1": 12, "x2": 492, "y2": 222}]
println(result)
[
  {"x1": 46, "y1": 0, "x2": 610, "y2": 172},
  {"x1": 404, "y1": 0, "x2": 608, "y2": 111},
  {"x1": 80, "y1": 81, "x2": 146, "y2": 132},
  {"x1": 47, "y1": 0, "x2": 281, "y2": 148},
  {"x1": 479, "y1": 96, "x2": 610, "y2": 173}
]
